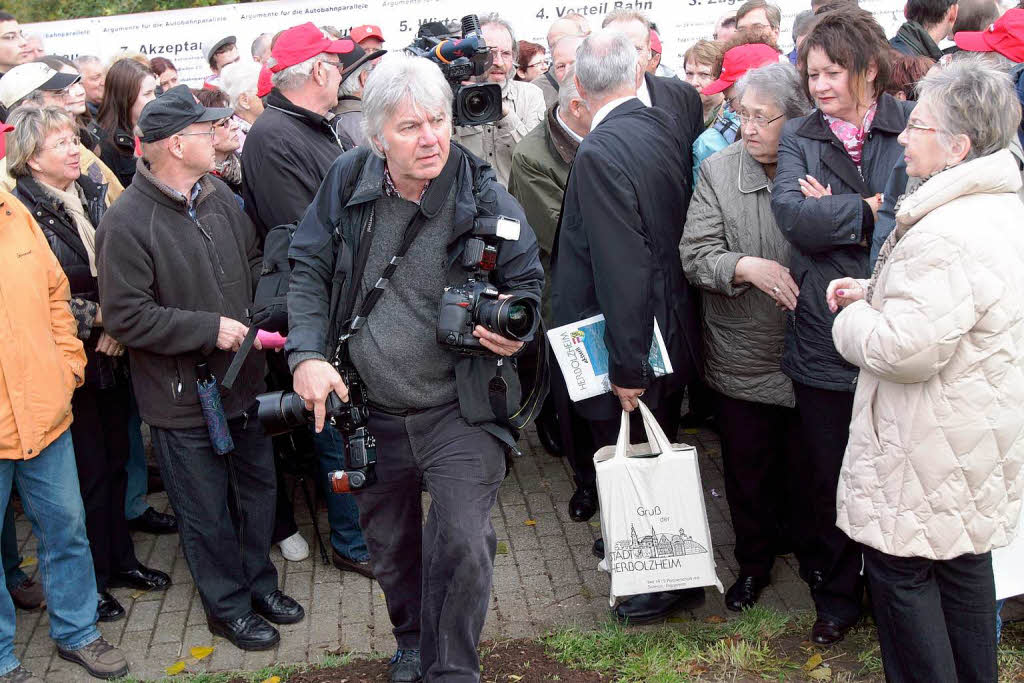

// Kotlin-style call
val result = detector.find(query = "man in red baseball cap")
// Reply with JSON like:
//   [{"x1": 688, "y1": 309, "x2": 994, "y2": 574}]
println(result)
[
  {"x1": 954, "y1": 7, "x2": 1024, "y2": 62},
  {"x1": 692, "y1": 39, "x2": 781, "y2": 185},
  {"x1": 240, "y1": 23, "x2": 376, "y2": 587},
  {"x1": 350, "y1": 24, "x2": 384, "y2": 54}
]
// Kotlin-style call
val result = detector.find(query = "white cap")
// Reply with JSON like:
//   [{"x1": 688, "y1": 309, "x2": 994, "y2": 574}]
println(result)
[{"x1": 0, "y1": 62, "x2": 80, "y2": 109}]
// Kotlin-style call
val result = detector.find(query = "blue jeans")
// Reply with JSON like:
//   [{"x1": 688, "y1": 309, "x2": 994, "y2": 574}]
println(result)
[
  {"x1": 0, "y1": 430, "x2": 99, "y2": 675},
  {"x1": 312, "y1": 426, "x2": 369, "y2": 562},
  {"x1": 0, "y1": 501, "x2": 27, "y2": 591},
  {"x1": 123, "y1": 391, "x2": 149, "y2": 521}
]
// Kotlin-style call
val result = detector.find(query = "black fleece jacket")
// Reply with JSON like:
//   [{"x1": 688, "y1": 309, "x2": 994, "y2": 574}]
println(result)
[{"x1": 96, "y1": 159, "x2": 265, "y2": 429}]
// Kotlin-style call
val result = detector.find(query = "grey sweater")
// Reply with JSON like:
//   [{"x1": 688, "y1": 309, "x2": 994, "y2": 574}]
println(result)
[{"x1": 347, "y1": 191, "x2": 459, "y2": 410}]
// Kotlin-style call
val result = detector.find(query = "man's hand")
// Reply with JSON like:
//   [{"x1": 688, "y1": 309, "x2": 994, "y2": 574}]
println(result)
[
  {"x1": 734, "y1": 256, "x2": 800, "y2": 311},
  {"x1": 612, "y1": 384, "x2": 645, "y2": 413},
  {"x1": 292, "y1": 359, "x2": 350, "y2": 433},
  {"x1": 217, "y1": 317, "x2": 257, "y2": 352},
  {"x1": 826, "y1": 277, "x2": 866, "y2": 313},
  {"x1": 95, "y1": 332, "x2": 125, "y2": 357},
  {"x1": 473, "y1": 325, "x2": 525, "y2": 356}
]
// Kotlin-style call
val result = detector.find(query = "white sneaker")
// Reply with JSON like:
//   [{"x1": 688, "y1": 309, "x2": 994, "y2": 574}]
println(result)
[{"x1": 278, "y1": 532, "x2": 309, "y2": 561}]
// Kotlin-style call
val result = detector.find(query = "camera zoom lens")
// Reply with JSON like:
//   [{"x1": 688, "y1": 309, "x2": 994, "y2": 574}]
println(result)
[
  {"x1": 465, "y1": 91, "x2": 487, "y2": 118},
  {"x1": 256, "y1": 390, "x2": 311, "y2": 436},
  {"x1": 506, "y1": 303, "x2": 533, "y2": 338},
  {"x1": 478, "y1": 295, "x2": 538, "y2": 341}
]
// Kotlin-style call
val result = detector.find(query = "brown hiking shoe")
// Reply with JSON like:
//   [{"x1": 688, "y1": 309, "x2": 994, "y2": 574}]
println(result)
[
  {"x1": 9, "y1": 579, "x2": 44, "y2": 611},
  {"x1": 0, "y1": 665, "x2": 44, "y2": 683},
  {"x1": 57, "y1": 637, "x2": 128, "y2": 679}
]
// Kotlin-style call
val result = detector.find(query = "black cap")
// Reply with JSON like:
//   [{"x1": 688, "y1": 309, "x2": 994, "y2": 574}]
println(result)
[
  {"x1": 339, "y1": 43, "x2": 386, "y2": 81},
  {"x1": 138, "y1": 84, "x2": 233, "y2": 143}
]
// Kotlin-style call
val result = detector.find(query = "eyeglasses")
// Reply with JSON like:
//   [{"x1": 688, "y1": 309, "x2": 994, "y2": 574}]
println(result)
[
  {"x1": 43, "y1": 136, "x2": 80, "y2": 153},
  {"x1": 527, "y1": 57, "x2": 551, "y2": 69},
  {"x1": 178, "y1": 128, "x2": 215, "y2": 139},
  {"x1": 487, "y1": 47, "x2": 514, "y2": 61},
  {"x1": 738, "y1": 112, "x2": 785, "y2": 129},
  {"x1": 905, "y1": 121, "x2": 939, "y2": 135},
  {"x1": 213, "y1": 118, "x2": 232, "y2": 129}
]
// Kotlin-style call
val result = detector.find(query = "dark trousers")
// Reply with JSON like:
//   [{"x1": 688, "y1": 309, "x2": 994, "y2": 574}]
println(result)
[
  {"x1": 863, "y1": 547, "x2": 997, "y2": 683},
  {"x1": 150, "y1": 412, "x2": 278, "y2": 621},
  {"x1": 588, "y1": 391, "x2": 684, "y2": 452},
  {"x1": 69, "y1": 383, "x2": 137, "y2": 592},
  {"x1": 355, "y1": 402, "x2": 505, "y2": 683},
  {"x1": 549, "y1": 349, "x2": 597, "y2": 490},
  {"x1": 791, "y1": 382, "x2": 863, "y2": 625},
  {"x1": 713, "y1": 391, "x2": 800, "y2": 578}
]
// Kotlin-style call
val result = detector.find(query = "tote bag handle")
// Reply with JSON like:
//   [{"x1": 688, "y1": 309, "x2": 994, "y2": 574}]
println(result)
[{"x1": 613, "y1": 399, "x2": 675, "y2": 460}]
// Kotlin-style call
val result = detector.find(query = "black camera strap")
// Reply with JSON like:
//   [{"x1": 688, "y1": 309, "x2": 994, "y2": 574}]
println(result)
[{"x1": 333, "y1": 146, "x2": 463, "y2": 361}]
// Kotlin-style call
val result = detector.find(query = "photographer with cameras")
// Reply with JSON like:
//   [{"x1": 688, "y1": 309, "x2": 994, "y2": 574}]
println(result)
[
  {"x1": 452, "y1": 14, "x2": 546, "y2": 187},
  {"x1": 285, "y1": 51, "x2": 543, "y2": 683}
]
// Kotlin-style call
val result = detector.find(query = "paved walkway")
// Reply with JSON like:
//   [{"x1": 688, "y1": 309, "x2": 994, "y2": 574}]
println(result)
[{"x1": 7, "y1": 424, "x2": 1011, "y2": 680}]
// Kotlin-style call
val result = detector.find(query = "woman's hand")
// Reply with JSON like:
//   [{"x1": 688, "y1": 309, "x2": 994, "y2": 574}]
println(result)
[
  {"x1": 734, "y1": 256, "x2": 800, "y2": 311},
  {"x1": 96, "y1": 332, "x2": 125, "y2": 357},
  {"x1": 826, "y1": 277, "x2": 866, "y2": 313},
  {"x1": 864, "y1": 193, "x2": 883, "y2": 221},
  {"x1": 798, "y1": 174, "x2": 832, "y2": 199}
]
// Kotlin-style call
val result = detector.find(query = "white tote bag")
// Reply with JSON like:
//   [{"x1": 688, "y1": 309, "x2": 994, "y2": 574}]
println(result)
[{"x1": 595, "y1": 400, "x2": 723, "y2": 606}]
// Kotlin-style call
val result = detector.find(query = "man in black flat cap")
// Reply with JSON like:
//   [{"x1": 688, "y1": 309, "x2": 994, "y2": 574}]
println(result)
[
  {"x1": 96, "y1": 85, "x2": 304, "y2": 652},
  {"x1": 332, "y1": 41, "x2": 386, "y2": 148}
]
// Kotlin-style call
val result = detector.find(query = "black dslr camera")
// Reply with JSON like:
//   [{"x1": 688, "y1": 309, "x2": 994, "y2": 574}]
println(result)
[
  {"x1": 256, "y1": 366, "x2": 376, "y2": 492},
  {"x1": 405, "y1": 14, "x2": 503, "y2": 126},
  {"x1": 437, "y1": 215, "x2": 539, "y2": 355}
]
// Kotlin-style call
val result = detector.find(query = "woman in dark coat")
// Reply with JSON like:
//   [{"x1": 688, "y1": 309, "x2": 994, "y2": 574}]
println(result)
[
  {"x1": 6, "y1": 106, "x2": 170, "y2": 622},
  {"x1": 769, "y1": 7, "x2": 912, "y2": 646},
  {"x1": 95, "y1": 59, "x2": 156, "y2": 188}
]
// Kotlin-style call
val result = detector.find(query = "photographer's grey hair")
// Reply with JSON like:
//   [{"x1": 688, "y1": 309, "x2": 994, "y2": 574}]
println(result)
[
  {"x1": 479, "y1": 13, "x2": 519, "y2": 61},
  {"x1": 735, "y1": 62, "x2": 813, "y2": 120},
  {"x1": 558, "y1": 65, "x2": 582, "y2": 111},
  {"x1": 917, "y1": 56, "x2": 1021, "y2": 161},
  {"x1": 362, "y1": 52, "x2": 453, "y2": 158},
  {"x1": 575, "y1": 30, "x2": 639, "y2": 98},
  {"x1": 271, "y1": 53, "x2": 333, "y2": 91}
]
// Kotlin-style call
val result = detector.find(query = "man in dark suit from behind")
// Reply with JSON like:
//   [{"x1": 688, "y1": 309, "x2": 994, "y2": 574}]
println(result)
[{"x1": 551, "y1": 29, "x2": 704, "y2": 625}]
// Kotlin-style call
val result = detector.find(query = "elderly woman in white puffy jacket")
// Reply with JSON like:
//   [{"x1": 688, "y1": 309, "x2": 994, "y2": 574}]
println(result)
[{"x1": 826, "y1": 59, "x2": 1024, "y2": 683}]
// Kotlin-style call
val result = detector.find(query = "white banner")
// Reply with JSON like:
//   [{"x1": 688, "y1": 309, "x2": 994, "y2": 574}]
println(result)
[{"x1": 25, "y1": 0, "x2": 903, "y2": 87}]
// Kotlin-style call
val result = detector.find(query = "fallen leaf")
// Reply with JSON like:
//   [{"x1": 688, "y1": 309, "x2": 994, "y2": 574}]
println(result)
[
  {"x1": 496, "y1": 541, "x2": 509, "y2": 555},
  {"x1": 130, "y1": 590, "x2": 147, "y2": 600},
  {"x1": 803, "y1": 653, "x2": 823, "y2": 671},
  {"x1": 807, "y1": 666, "x2": 832, "y2": 680},
  {"x1": 190, "y1": 646, "x2": 214, "y2": 660},
  {"x1": 704, "y1": 614, "x2": 727, "y2": 624},
  {"x1": 18, "y1": 557, "x2": 36, "y2": 568},
  {"x1": 507, "y1": 676, "x2": 523, "y2": 682},
  {"x1": 261, "y1": 677, "x2": 281, "y2": 683},
  {"x1": 524, "y1": 519, "x2": 536, "y2": 526},
  {"x1": 683, "y1": 428, "x2": 699, "y2": 434},
  {"x1": 379, "y1": 593, "x2": 386, "y2": 600},
  {"x1": 589, "y1": 521, "x2": 601, "y2": 528},
  {"x1": 165, "y1": 661, "x2": 186, "y2": 675}
]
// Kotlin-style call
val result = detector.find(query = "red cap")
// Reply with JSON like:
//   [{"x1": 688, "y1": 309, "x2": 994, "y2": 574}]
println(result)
[
  {"x1": 257, "y1": 65, "x2": 273, "y2": 97},
  {"x1": 650, "y1": 29, "x2": 662, "y2": 55},
  {"x1": 269, "y1": 22, "x2": 355, "y2": 73},
  {"x1": 0, "y1": 123, "x2": 14, "y2": 160},
  {"x1": 702, "y1": 43, "x2": 779, "y2": 96},
  {"x1": 955, "y1": 9, "x2": 1024, "y2": 62},
  {"x1": 350, "y1": 25, "x2": 384, "y2": 45}
]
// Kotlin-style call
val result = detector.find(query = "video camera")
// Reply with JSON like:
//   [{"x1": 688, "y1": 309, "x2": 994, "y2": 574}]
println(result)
[
  {"x1": 437, "y1": 215, "x2": 540, "y2": 355},
  {"x1": 405, "y1": 14, "x2": 503, "y2": 127}
]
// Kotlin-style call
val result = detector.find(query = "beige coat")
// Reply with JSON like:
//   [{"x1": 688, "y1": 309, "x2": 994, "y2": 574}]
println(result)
[{"x1": 832, "y1": 149, "x2": 1024, "y2": 560}]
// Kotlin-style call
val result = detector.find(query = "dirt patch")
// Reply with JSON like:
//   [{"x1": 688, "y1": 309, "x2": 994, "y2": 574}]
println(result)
[{"x1": 281, "y1": 639, "x2": 604, "y2": 683}]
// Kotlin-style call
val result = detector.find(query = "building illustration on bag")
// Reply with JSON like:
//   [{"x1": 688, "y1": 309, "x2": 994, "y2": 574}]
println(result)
[{"x1": 613, "y1": 523, "x2": 709, "y2": 560}]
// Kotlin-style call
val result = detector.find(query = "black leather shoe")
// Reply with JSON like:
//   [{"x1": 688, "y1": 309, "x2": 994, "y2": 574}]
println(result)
[
  {"x1": 725, "y1": 575, "x2": 770, "y2": 612},
  {"x1": 97, "y1": 592, "x2": 124, "y2": 622},
  {"x1": 207, "y1": 611, "x2": 280, "y2": 651},
  {"x1": 388, "y1": 648, "x2": 421, "y2": 682},
  {"x1": 126, "y1": 507, "x2": 178, "y2": 535},
  {"x1": 811, "y1": 617, "x2": 852, "y2": 646},
  {"x1": 252, "y1": 589, "x2": 305, "y2": 625},
  {"x1": 592, "y1": 537, "x2": 604, "y2": 560},
  {"x1": 332, "y1": 549, "x2": 375, "y2": 579},
  {"x1": 535, "y1": 413, "x2": 562, "y2": 456},
  {"x1": 807, "y1": 569, "x2": 825, "y2": 591},
  {"x1": 569, "y1": 486, "x2": 598, "y2": 522},
  {"x1": 108, "y1": 565, "x2": 171, "y2": 591},
  {"x1": 613, "y1": 588, "x2": 706, "y2": 625}
]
